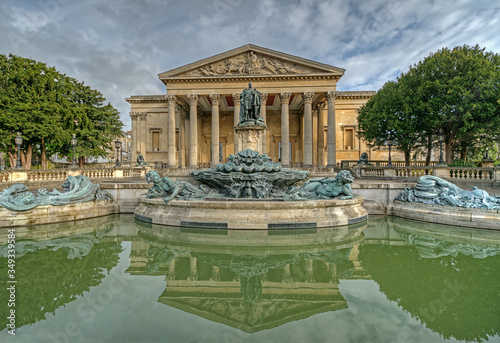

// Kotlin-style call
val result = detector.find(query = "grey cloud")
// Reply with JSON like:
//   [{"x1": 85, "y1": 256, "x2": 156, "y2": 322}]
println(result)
[{"x1": 0, "y1": 0, "x2": 499, "y2": 130}]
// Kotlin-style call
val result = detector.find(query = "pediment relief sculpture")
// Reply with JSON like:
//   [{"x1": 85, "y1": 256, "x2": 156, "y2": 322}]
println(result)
[{"x1": 185, "y1": 51, "x2": 326, "y2": 77}]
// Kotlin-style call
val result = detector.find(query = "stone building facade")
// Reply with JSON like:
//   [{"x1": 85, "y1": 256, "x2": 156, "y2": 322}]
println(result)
[{"x1": 127, "y1": 44, "x2": 397, "y2": 168}]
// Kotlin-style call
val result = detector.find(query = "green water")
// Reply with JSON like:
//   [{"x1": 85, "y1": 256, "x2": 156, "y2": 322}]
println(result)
[{"x1": 0, "y1": 215, "x2": 499, "y2": 343}]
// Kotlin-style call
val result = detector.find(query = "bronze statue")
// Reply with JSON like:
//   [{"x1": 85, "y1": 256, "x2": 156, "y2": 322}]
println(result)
[
  {"x1": 136, "y1": 153, "x2": 148, "y2": 166},
  {"x1": 238, "y1": 82, "x2": 265, "y2": 125}
]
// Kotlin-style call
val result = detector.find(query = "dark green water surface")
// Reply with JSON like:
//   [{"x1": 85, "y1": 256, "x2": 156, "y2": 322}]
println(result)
[{"x1": 0, "y1": 215, "x2": 499, "y2": 343}]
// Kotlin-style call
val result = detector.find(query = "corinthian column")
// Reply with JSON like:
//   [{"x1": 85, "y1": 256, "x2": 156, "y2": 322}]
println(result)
[
  {"x1": 280, "y1": 92, "x2": 291, "y2": 167},
  {"x1": 210, "y1": 94, "x2": 220, "y2": 167},
  {"x1": 130, "y1": 112, "x2": 139, "y2": 162},
  {"x1": 326, "y1": 91, "x2": 337, "y2": 168},
  {"x1": 233, "y1": 93, "x2": 240, "y2": 154},
  {"x1": 167, "y1": 95, "x2": 177, "y2": 168},
  {"x1": 187, "y1": 94, "x2": 199, "y2": 168},
  {"x1": 179, "y1": 109, "x2": 186, "y2": 168},
  {"x1": 316, "y1": 102, "x2": 326, "y2": 167},
  {"x1": 140, "y1": 112, "x2": 147, "y2": 156},
  {"x1": 303, "y1": 92, "x2": 314, "y2": 167},
  {"x1": 260, "y1": 93, "x2": 268, "y2": 154}
]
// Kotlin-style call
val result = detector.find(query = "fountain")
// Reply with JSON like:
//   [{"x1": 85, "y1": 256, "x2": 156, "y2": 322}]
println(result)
[
  {"x1": 0, "y1": 175, "x2": 116, "y2": 227},
  {"x1": 392, "y1": 175, "x2": 500, "y2": 229},
  {"x1": 135, "y1": 84, "x2": 367, "y2": 229}
]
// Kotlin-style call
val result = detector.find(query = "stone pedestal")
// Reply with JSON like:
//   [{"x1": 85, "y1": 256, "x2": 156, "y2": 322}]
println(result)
[{"x1": 235, "y1": 124, "x2": 266, "y2": 152}]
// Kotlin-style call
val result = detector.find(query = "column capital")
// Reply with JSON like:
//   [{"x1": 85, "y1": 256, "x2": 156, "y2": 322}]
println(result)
[
  {"x1": 315, "y1": 102, "x2": 327, "y2": 111},
  {"x1": 209, "y1": 94, "x2": 220, "y2": 105},
  {"x1": 326, "y1": 91, "x2": 337, "y2": 102},
  {"x1": 187, "y1": 94, "x2": 199, "y2": 106},
  {"x1": 261, "y1": 92, "x2": 269, "y2": 104},
  {"x1": 303, "y1": 92, "x2": 314, "y2": 104},
  {"x1": 138, "y1": 112, "x2": 148, "y2": 120},
  {"x1": 312, "y1": 109, "x2": 318, "y2": 117},
  {"x1": 129, "y1": 112, "x2": 140, "y2": 120},
  {"x1": 232, "y1": 93, "x2": 240, "y2": 104},
  {"x1": 280, "y1": 92, "x2": 291, "y2": 104},
  {"x1": 166, "y1": 94, "x2": 176, "y2": 104}
]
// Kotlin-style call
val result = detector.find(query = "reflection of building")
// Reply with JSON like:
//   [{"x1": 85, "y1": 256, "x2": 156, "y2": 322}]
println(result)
[
  {"x1": 127, "y1": 224, "x2": 369, "y2": 332},
  {"x1": 127, "y1": 44, "x2": 404, "y2": 168}
]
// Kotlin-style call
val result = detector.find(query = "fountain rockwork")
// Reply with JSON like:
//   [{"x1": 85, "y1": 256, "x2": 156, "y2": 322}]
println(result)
[
  {"x1": 392, "y1": 175, "x2": 500, "y2": 229},
  {"x1": 0, "y1": 175, "x2": 116, "y2": 227},
  {"x1": 135, "y1": 85, "x2": 366, "y2": 229}
]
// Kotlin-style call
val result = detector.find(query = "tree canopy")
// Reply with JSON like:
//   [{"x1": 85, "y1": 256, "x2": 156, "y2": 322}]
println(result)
[
  {"x1": 358, "y1": 44, "x2": 500, "y2": 165},
  {"x1": 0, "y1": 54, "x2": 123, "y2": 169}
]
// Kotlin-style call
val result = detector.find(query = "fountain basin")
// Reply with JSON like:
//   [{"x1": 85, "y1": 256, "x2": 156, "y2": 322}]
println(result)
[
  {"x1": 391, "y1": 201, "x2": 500, "y2": 230},
  {"x1": 134, "y1": 196, "x2": 367, "y2": 229},
  {"x1": 0, "y1": 200, "x2": 118, "y2": 227}
]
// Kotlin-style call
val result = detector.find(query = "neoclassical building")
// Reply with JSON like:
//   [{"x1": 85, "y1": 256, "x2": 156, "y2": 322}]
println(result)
[{"x1": 127, "y1": 44, "x2": 391, "y2": 168}]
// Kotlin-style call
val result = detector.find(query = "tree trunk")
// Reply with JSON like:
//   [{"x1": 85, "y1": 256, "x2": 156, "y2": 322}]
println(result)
[
  {"x1": 21, "y1": 144, "x2": 33, "y2": 169},
  {"x1": 41, "y1": 137, "x2": 47, "y2": 169},
  {"x1": 425, "y1": 135, "x2": 432, "y2": 166},
  {"x1": 404, "y1": 151, "x2": 411, "y2": 166},
  {"x1": 459, "y1": 145, "x2": 467, "y2": 161},
  {"x1": 445, "y1": 142, "x2": 454, "y2": 164},
  {"x1": 7, "y1": 152, "x2": 15, "y2": 169},
  {"x1": 78, "y1": 157, "x2": 84, "y2": 169}
]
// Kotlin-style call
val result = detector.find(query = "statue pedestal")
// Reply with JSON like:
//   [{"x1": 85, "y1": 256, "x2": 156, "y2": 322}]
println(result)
[{"x1": 235, "y1": 124, "x2": 266, "y2": 152}]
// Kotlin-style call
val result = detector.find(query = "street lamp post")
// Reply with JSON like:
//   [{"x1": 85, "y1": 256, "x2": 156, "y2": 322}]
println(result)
[
  {"x1": 15, "y1": 133, "x2": 23, "y2": 169},
  {"x1": 71, "y1": 134, "x2": 77, "y2": 168},
  {"x1": 387, "y1": 136, "x2": 393, "y2": 167},
  {"x1": 438, "y1": 130, "x2": 446, "y2": 165},
  {"x1": 115, "y1": 140, "x2": 122, "y2": 167}
]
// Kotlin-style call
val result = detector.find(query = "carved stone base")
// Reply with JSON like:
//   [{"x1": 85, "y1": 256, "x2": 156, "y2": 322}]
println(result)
[
  {"x1": 235, "y1": 124, "x2": 266, "y2": 152},
  {"x1": 135, "y1": 196, "x2": 367, "y2": 229}
]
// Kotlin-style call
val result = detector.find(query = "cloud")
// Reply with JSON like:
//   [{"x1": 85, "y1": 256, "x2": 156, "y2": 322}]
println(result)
[{"x1": 1, "y1": 0, "x2": 499, "y2": 130}]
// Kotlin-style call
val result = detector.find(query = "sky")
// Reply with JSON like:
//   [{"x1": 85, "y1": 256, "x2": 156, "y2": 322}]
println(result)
[{"x1": 1, "y1": 0, "x2": 499, "y2": 130}]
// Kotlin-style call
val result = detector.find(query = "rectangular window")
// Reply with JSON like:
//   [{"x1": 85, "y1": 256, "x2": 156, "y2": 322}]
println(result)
[
  {"x1": 219, "y1": 142, "x2": 224, "y2": 162},
  {"x1": 344, "y1": 128, "x2": 354, "y2": 150},
  {"x1": 152, "y1": 131, "x2": 160, "y2": 152}
]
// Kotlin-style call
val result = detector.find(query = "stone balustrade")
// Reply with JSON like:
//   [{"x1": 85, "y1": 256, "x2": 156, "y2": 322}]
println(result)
[
  {"x1": 354, "y1": 165, "x2": 500, "y2": 185},
  {"x1": 0, "y1": 167, "x2": 149, "y2": 183}
]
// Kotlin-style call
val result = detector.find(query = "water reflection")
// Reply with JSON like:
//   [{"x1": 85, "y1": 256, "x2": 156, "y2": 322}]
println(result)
[
  {"x1": 132, "y1": 221, "x2": 366, "y2": 332},
  {"x1": 0, "y1": 215, "x2": 126, "y2": 331},
  {"x1": 359, "y1": 216, "x2": 500, "y2": 342},
  {"x1": 0, "y1": 215, "x2": 499, "y2": 342}
]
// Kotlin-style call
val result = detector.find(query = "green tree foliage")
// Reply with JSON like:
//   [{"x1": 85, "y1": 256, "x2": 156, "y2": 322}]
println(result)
[
  {"x1": 358, "y1": 80, "x2": 431, "y2": 165},
  {"x1": 0, "y1": 54, "x2": 123, "y2": 169},
  {"x1": 358, "y1": 44, "x2": 500, "y2": 164}
]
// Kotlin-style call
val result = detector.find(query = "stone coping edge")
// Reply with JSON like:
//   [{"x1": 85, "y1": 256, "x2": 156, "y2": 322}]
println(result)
[{"x1": 390, "y1": 201, "x2": 500, "y2": 230}]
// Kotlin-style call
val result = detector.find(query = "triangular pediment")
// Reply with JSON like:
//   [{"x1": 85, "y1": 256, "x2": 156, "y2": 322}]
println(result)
[{"x1": 159, "y1": 44, "x2": 345, "y2": 79}]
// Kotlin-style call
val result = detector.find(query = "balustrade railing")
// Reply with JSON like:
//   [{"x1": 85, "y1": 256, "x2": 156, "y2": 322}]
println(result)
[
  {"x1": 27, "y1": 170, "x2": 68, "y2": 181},
  {"x1": 394, "y1": 167, "x2": 434, "y2": 178},
  {"x1": 0, "y1": 167, "x2": 149, "y2": 184},
  {"x1": 448, "y1": 167, "x2": 494, "y2": 180},
  {"x1": 342, "y1": 160, "x2": 438, "y2": 168}
]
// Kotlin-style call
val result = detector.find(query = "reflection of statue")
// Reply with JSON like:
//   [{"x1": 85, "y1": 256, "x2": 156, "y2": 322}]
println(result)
[
  {"x1": 238, "y1": 82, "x2": 265, "y2": 125},
  {"x1": 145, "y1": 170, "x2": 221, "y2": 203},
  {"x1": 0, "y1": 176, "x2": 112, "y2": 211},
  {"x1": 136, "y1": 153, "x2": 148, "y2": 166},
  {"x1": 291, "y1": 170, "x2": 355, "y2": 200},
  {"x1": 356, "y1": 152, "x2": 372, "y2": 166},
  {"x1": 395, "y1": 175, "x2": 500, "y2": 209}
]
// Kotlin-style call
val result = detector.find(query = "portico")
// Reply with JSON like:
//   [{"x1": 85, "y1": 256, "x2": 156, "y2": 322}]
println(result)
[{"x1": 127, "y1": 44, "x2": 377, "y2": 168}]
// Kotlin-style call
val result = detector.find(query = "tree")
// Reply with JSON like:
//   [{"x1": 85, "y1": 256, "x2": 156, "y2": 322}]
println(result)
[
  {"x1": 358, "y1": 80, "x2": 430, "y2": 166},
  {"x1": 358, "y1": 45, "x2": 500, "y2": 165},
  {"x1": 409, "y1": 45, "x2": 500, "y2": 163},
  {"x1": 0, "y1": 54, "x2": 123, "y2": 169}
]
